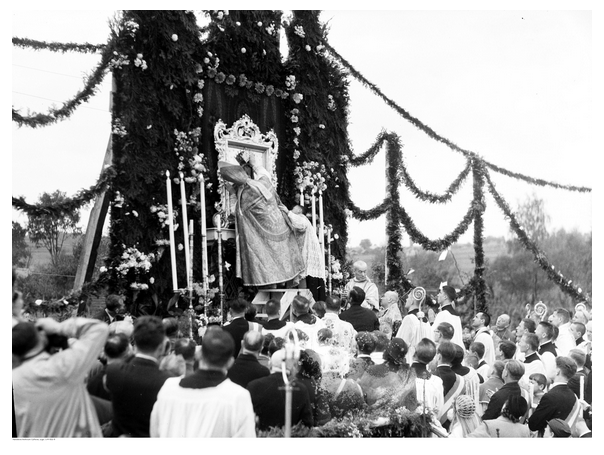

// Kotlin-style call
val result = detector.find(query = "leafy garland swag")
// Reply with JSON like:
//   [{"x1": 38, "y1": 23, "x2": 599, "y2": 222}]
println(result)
[{"x1": 348, "y1": 131, "x2": 590, "y2": 306}]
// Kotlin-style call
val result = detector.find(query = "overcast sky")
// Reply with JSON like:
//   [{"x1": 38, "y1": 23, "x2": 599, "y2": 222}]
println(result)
[{"x1": 11, "y1": 6, "x2": 599, "y2": 251}]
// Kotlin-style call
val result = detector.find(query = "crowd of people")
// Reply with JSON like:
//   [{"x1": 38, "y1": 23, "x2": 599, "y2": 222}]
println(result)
[{"x1": 12, "y1": 262, "x2": 593, "y2": 438}]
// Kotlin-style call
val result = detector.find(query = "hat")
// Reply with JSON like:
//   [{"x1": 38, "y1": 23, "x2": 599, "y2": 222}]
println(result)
[
  {"x1": 383, "y1": 338, "x2": 408, "y2": 366},
  {"x1": 454, "y1": 395, "x2": 476, "y2": 418},
  {"x1": 547, "y1": 418, "x2": 571, "y2": 437},
  {"x1": 356, "y1": 331, "x2": 377, "y2": 353},
  {"x1": 441, "y1": 285, "x2": 457, "y2": 303},
  {"x1": 292, "y1": 295, "x2": 310, "y2": 315}
]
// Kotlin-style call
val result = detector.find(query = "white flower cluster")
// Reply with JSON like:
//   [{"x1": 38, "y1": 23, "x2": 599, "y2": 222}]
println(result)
[
  {"x1": 109, "y1": 51, "x2": 130, "y2": 70},
  {"x1": 134, "y1": 53, "x2": 148, "y2": 70},
  {"x1": 265, "y1": 23, "x2": 275, "y2": 35},
  {"x1": 150, "y1": 203, "x2": 177, "y2": 229},
  {"x1": 113, "y1": 191, "x2": 125, "y2": 208},
  {"x1": 327, "y1": 255, "x2": 344, "y2": 281},
  {"x1": 292, "y1": 93, "x2": 304, "y2": 104},
  {"x1": 294, "y1": 25, "x2": 305, "y2": 38},
  {"x1": 294, "y1": 161, "x2": 327, "y2": 194},
  {"x1": 117, "y1": 247, "x2": 152, "y2": 277},
  {"x1": 174, "y1": 127, "x2": 203, "y2": 171},
  {"x1": 285, "y1": 75, "x2": 297, "y2": 91},
  {"x1": 327, "y1": 94, "x2": 336, "y2": 111},
  {"x1": 130, "y1": 282, "x2": 149, "y2": 290},
  {"x1": 123, "y1": 19, "x2": 139, "y2": 38},
  {"x1": 290, "y1": 108, "x2": 299, "y2": 123},
  {"x1": 112, "y1": 118, "x2": 127, "y2": 137}
]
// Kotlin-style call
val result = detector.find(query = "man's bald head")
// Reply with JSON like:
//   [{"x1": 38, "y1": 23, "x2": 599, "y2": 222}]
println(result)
[{"x1": 242, "y1": 330, "x2": 264, "y2": 353}]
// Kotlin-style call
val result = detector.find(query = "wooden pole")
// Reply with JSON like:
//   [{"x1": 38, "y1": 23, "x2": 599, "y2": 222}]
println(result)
[{"x1": 73, "y1": 75, "x2": 116, "y2": 293}]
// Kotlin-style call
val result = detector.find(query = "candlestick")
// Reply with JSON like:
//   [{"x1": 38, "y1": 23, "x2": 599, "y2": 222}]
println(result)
[
  {"x1": 217, "y1": 220, "x2": 224, "y2": 323},
  {"x1": 188, "y1": 219, "x2": 194, "y2": 339},
  {"x1": 180, "y1": 173, "x2": 191, "y2": 290},
  {"x1": 166, "y1": 171, "x2": 178, "y2": 291},
  {"x1": 199, "y1": 175, "x2": 209, "y2": 313}
]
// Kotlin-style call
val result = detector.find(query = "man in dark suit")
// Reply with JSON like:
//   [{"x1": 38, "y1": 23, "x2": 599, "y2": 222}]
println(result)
[
  {"x1": 432, "y1": 341, "x2": 463, "y2": 429},
  {"x1": 528, "y1": 356, "x2": 578, "y2": 436},
  {"x1": 262, "y1": 299, "x2": 288, "y2": 333},
  {"x1": 247, "y1": 349, "x2": 313, "y2": 431},
  {"x1": 222, "y1": 298, "x2": 255, "y2": 356},
  {"x1": 87, "y1": 332, "x2": 132, "y2": 401},
  {"x1": 228, "y1": 330, "x2": 270, "y2": 388},
  {"x1": 432, "y1": 341, "x2": 457, "y2": 397},
  {"x1": 482, "y1": 359, "x2": 525, "y2": 421},
  {"x1": 93, "y1": 294, "x2": 125, "y2": 324},
  {"x1": 566, "y1": 348, "x2": 588, "y2": 399},
  {"x1": 339, "y1": 287, "x2": 379, "y2": 333},
  {"x1": 105, "y1": 316, "x2": 173, "y2": 437}
]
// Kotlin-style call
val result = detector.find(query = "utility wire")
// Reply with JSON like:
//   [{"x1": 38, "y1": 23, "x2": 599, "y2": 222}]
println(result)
[
  {"x1": 13, "y1": 63, "x2": 85, "y2": 79},
  {"x1": 12, "y1": 91, "x2": 109, "y2": 113}
]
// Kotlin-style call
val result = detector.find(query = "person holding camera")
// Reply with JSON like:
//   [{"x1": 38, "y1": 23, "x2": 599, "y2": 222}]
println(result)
[
  {"x1": 104, "y1": 316, "x2": 174, "y2": 437},
  {"x1": 12, "y1": 316, "x2": 109, "y2": 437}
]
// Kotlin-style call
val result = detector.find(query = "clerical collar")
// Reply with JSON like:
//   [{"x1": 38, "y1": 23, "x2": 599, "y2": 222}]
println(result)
[{"x1": 135, "y1": 353, "x2": 159, "y2": 364}]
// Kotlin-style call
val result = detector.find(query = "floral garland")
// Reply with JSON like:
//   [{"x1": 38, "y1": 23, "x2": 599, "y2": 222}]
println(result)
[
  {"x1": 485, "y1": 171, "x2": 590, "y2": 303},
  {"x1": 257, "y1": 405, "x2": 433, "y2": 438},
  {"x1": 12, "y1": 165, "x2": 116, "y2": 217},
  {"x1": 12, "y1": 39, "x2": 116, "y2": 128},
  {"x1": 322, "y1": 39, "x2": 592, "y2": 194},
  {"x1": 12, "y1": 37, "x2": 106, "y2": 54}
]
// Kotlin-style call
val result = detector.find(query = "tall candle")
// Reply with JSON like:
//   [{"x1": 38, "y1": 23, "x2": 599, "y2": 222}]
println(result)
[
  {"x1": 327, "y1": 226, "x2": 332, "y2": 295},
  {"x1": 311, "y1": 192, "x2": 316, "y2": 232},
  {"x1": 318, "y1": 190, "x2": 325, "y2": 259},
  {"x1": 199, "y1": 175, "x2": 208, "y2": 297},
  {"x1": 299, "y1": 189, "x2": 304, "y2": 207},
  {"x1": 179, "y1": 172, "x2": 191, "y2": 290},
  {"x1": 188, "y1": 220, "x2": 194, "y2": 292},
  {"x1": 166, "y1": 171, "x2": 178, "y2": 291}
]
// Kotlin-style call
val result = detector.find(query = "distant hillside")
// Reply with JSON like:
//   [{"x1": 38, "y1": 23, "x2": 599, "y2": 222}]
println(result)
[
  {"x1": 348, "y1": 237, "x2": 508, "y2": 277},
  {"x1": 23, "y1": 234, "x2": 81, "y2": 268}
]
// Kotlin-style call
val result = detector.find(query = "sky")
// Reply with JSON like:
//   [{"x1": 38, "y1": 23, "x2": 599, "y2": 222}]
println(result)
[{"x1": 11, "y1": 5, "x2": 599, "y2": 253}]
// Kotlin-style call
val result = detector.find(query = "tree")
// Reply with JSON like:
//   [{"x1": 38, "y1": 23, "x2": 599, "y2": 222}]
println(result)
[
  {"x1": 509, "y1": 193, "x2": 550, "y2": 253},
  {"x1": 26, "y1": 191, "x2": 81, "y2": 267},
  {"x1": 506, "y1": 193, "x2": 550, "y2": 302},
  {"x1": 12, "y1": 221, "x2": 31, "y2": 267},
  {"x1": 360, "y1": 238, "x2": 373, "y2": 252}
]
